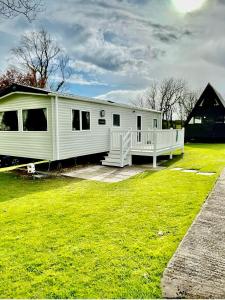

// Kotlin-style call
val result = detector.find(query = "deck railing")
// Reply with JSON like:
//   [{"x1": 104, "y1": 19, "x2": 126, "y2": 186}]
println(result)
[
  {"x1": 110, "y1": 128, "x2": 184, "y2": 152},
  {"x1": 120, "y1": 130, "x2": 132, "y2": 167}
]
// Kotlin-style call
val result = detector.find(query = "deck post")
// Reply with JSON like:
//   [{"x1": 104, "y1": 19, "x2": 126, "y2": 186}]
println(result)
[
  {"x1": 129, "y1": 130, "x2": 132, "y2": 166},
  {"x1": 182, "y1": 127, "x2": 185, "y2": 155},
  {"x1": 120, "y1": 133, "x2": 124, "y2": 167},
  {"x1": 170, "y1": 128, "x2": 173, "y2": 159},
  {"x1": 128, "y1": 155, "x2": 132, "y2": 166},
  {"x1": 153, "y1": 128, "x2": 157, "y2": 168},
  {"x1": 153, "y1": 154, "x2": 157, "y2": 168}
]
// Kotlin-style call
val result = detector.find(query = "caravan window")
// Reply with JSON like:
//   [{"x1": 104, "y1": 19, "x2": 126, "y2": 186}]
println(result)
[
  {"x1": 23, "y1": 108, "x2": 47, "y2": 131},
  {"x1": 0, "y1": 111, "x2": 18, "y2": 131},
  {"x1": 72, "y1": 110, "x2": 80, "y2": 131},
  {"x1": 153, "y1": 119, "x2": 158, "y2": 128},
  {"x1": 82, "y1": 111, "x2": 90, "y2": 130},
  {"x1": 72, "y1": 110, "x2": 91, "y2": 131},
  {"x1": 113, "y1": 114, "x2": 120, "y2": 127}
]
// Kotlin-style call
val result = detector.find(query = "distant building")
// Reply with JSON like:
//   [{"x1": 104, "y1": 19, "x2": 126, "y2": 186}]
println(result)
[{"x1": 185, "y1": 83, "x2": 225, "y2": 142}]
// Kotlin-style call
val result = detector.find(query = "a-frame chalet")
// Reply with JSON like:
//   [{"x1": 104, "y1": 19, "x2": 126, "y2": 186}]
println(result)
[{"x1": 185, "y1": 83, "x2": 225, "y2": 142}]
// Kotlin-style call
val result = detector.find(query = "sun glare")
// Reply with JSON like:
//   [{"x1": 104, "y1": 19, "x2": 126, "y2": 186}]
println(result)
[{"x1": 172, "y1": 0, "x2": 207, "y2": 14}]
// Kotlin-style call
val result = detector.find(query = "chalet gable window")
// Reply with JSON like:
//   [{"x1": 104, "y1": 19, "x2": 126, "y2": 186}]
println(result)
[
  {"x1": 189, "y1": 118, "x2": 194, "y2": 124},
  {"x1": 215, "y1": 115, "x2": 225, "y2": 124},
  {"x1": 0, "y1": 111, "x2": 18, "y2": 131},
  {"x1": 23, "y1": 108, "x2": 47, "y2": 131},
  {"x1": 194, "y1": 116, "x2": 202, "y2": 124},
  {"x1": 199, "y1": 99, "x2": 204, "y2": 106},
  {"x1": 113, "y1": 114, "x2": 120, "y2": 127},
  {"x1": 72, "y1": 110, "x2": 90, "y2": 131},
  {"x1": 214, "y1": 99, "x2": 220, "y2": 106}
]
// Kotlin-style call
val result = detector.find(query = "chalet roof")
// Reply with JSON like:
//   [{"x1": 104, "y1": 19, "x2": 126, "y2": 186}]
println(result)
[
  {"x1": 185, "y1": 83, "x2": 225, "y2": 126},
  {"x1": 208, "y1": 83, "x2": 225, "y2": 108},
  {"x1": 0, "y1": 83, "x2": 161, "y2": 114}
]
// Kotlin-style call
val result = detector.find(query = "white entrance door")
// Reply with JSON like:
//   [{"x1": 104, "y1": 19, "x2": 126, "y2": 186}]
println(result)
[{"x1": 137, "y1": 115, "x2": 142, "y2": 142}]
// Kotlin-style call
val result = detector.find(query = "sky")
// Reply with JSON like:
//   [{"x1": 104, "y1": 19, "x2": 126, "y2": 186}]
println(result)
[{"x1": 0, "y1": 0, "x2": 225, "y2": 103}]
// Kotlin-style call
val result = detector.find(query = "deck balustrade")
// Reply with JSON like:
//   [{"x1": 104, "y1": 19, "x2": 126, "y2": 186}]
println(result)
[{"x1": 109, "y1": 128, "x2": 185, "y2": 167}]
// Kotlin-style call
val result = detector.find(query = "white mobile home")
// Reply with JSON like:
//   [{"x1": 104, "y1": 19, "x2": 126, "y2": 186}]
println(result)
[{"x1": 0, "y1": 84, "x2": 184, "y2": 167}]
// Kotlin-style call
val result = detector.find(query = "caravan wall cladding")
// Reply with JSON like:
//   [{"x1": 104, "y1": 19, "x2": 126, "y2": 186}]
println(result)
[
  {"x1": 0, "y1": 94, "x2": 53, "y2": 160},
  {"x1": 57, "y1": 97, "x2": 162, "y2": 160},
  {"x1": 0, "y1": 93, "x2": 162, "y2": 161}
]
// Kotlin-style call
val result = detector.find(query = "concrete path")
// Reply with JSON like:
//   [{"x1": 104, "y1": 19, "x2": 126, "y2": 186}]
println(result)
[
  {"x1": 162, "y1": 169, "x2": 225, "y2": 299},
  {"x1": 63, "y1": 164, "x2": 165, "y2": 183},
  {"x1": 62, "y1": 165, "x2": 145, "y2": 183}
]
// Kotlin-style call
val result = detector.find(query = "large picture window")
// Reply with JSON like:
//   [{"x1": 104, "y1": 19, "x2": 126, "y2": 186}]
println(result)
[
  {"x1": 72, "y1": 109, "x2": 91, "y2": 131},
  {"x1": 113, "y1": 114, "x2": 120, "y2": 127},
  {"x1": 23, "y1": 108, "x2": 47, "y2": 131},
  {"x1": 0, "y1": 111, "x2": 18, "y2": 131}
]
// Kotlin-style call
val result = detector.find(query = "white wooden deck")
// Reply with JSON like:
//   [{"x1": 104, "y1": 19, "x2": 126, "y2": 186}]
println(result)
[{"x1": 102, "y1": 128, "x2": 185, "y2": 167}]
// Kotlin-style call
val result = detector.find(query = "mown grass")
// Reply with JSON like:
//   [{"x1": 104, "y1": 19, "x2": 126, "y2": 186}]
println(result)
[{"x1": 0, "y1": 144, "x2": 225, "y2": 298}]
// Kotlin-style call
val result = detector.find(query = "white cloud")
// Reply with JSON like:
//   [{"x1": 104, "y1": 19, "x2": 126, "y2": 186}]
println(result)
[
  {"x1": 96, "y1": 88, "x2": 147, "y2": 104},
  {"x1": 1, "y1": 0, "x2": 225, "y2": 102},
  {"x1": 68, "y1": 74, "x2": 108, "y2": 86}
]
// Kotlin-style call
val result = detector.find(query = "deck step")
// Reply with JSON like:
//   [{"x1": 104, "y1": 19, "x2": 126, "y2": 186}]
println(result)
[
  {"x1": 102, "y1": 159, "x2": 130, "y2": 167},
  {"x1": 102, "y1": 161, "x2": 123, "y2": 167},
  {"x1": 102, "y1": 147, "x2": 130, "y2": 167},
  {"x1": 102, "y1": 158, "x2": 121, "y2": 164},
  {"x1": 103, "y1": 157, "x2": 129, "y2": 164}
]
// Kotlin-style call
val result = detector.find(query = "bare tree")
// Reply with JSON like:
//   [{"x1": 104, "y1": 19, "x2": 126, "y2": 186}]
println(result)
[
  {"x1": 0, "y1": 0, "x2": 42, "y2": 21},
  {"x1": 145, "y1": 81, "x2": 158, "y2": 110},
  {"x1": 177, "y1": 90, "x2": 199, "y2": 123},
  {"x1": 50, "y1": 55, "x2": 72, "y2": 92},
  {"x1": 11, "y1": 29, "x2": 71, "y2": 91},
  {"x1": 133, "y1": 78, "x2": 198, "y2": 128}
]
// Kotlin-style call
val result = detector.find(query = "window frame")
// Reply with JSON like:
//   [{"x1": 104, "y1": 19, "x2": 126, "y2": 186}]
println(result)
[
  {"x1": 71, "y1": 109, "x2": 91, "y2": 132},
  {"x1": 214, "y1": 99, "x2": 220, "y2": 106},
  {"x1": 112, "y1": 113, "x2": 121, "y2": 127},
  {"x1": 194, "y1": 116, "x2": 202, "y2": 124},
  {"x1": 189, "y1": 117, "x2": 194, "y2": 124},
  {"x1": 153, "y1": 118, "x2": 158, "y2": 129},
  {"x1": 215, "y1": 115, "x2": 225, "y2": 124},
  {"x1": 72, "y1": 109, "x2": 81, "y2": 131},
  {"x1": 22, "y1": 108, "x2": 48, "y2": 132},
  {"x1": 81, "y1": 110, "x2": 91, "y2": 131},
  {"x1": 0, "y1": 110, "x2": 19, "y2": 132}
]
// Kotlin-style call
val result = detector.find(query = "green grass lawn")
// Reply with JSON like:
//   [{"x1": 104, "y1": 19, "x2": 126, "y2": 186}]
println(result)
[{"x1": 0, "y1": 144, "x2": 225, "y2": 298}]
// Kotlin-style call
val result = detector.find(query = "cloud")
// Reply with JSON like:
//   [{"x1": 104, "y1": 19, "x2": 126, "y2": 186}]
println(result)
[
  {"x1": 96, "y1": 88, "x2": 147, "y2": 104},
  {"x1": 1, "y1": 0, "x2": 225, "y2": 103},
  {"x1": 67, "y1": 74, "x2": 108, "y2": 86}
]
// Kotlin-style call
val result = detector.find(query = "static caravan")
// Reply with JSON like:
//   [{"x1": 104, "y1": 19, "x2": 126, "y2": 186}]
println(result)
[{"x1": 0, "y1": 84, "x2": 184, "y2": 167}]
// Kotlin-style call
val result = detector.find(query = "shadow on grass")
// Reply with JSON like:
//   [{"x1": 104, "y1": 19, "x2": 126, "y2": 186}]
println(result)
[
  {"x1": 161, "y1": 154, "x2": 184, "y2": 168},
  {"x1": 185, "y1": 143, "x2": 225, "y2": 151},
  {"x1": 0, "y1": 172, "x2": 83, "y2": 204}
]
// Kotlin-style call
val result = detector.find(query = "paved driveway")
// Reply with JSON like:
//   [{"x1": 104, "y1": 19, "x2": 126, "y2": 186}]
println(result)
[{"x1": 162, "y1": 169, "x2": 225, "y2": 298}]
